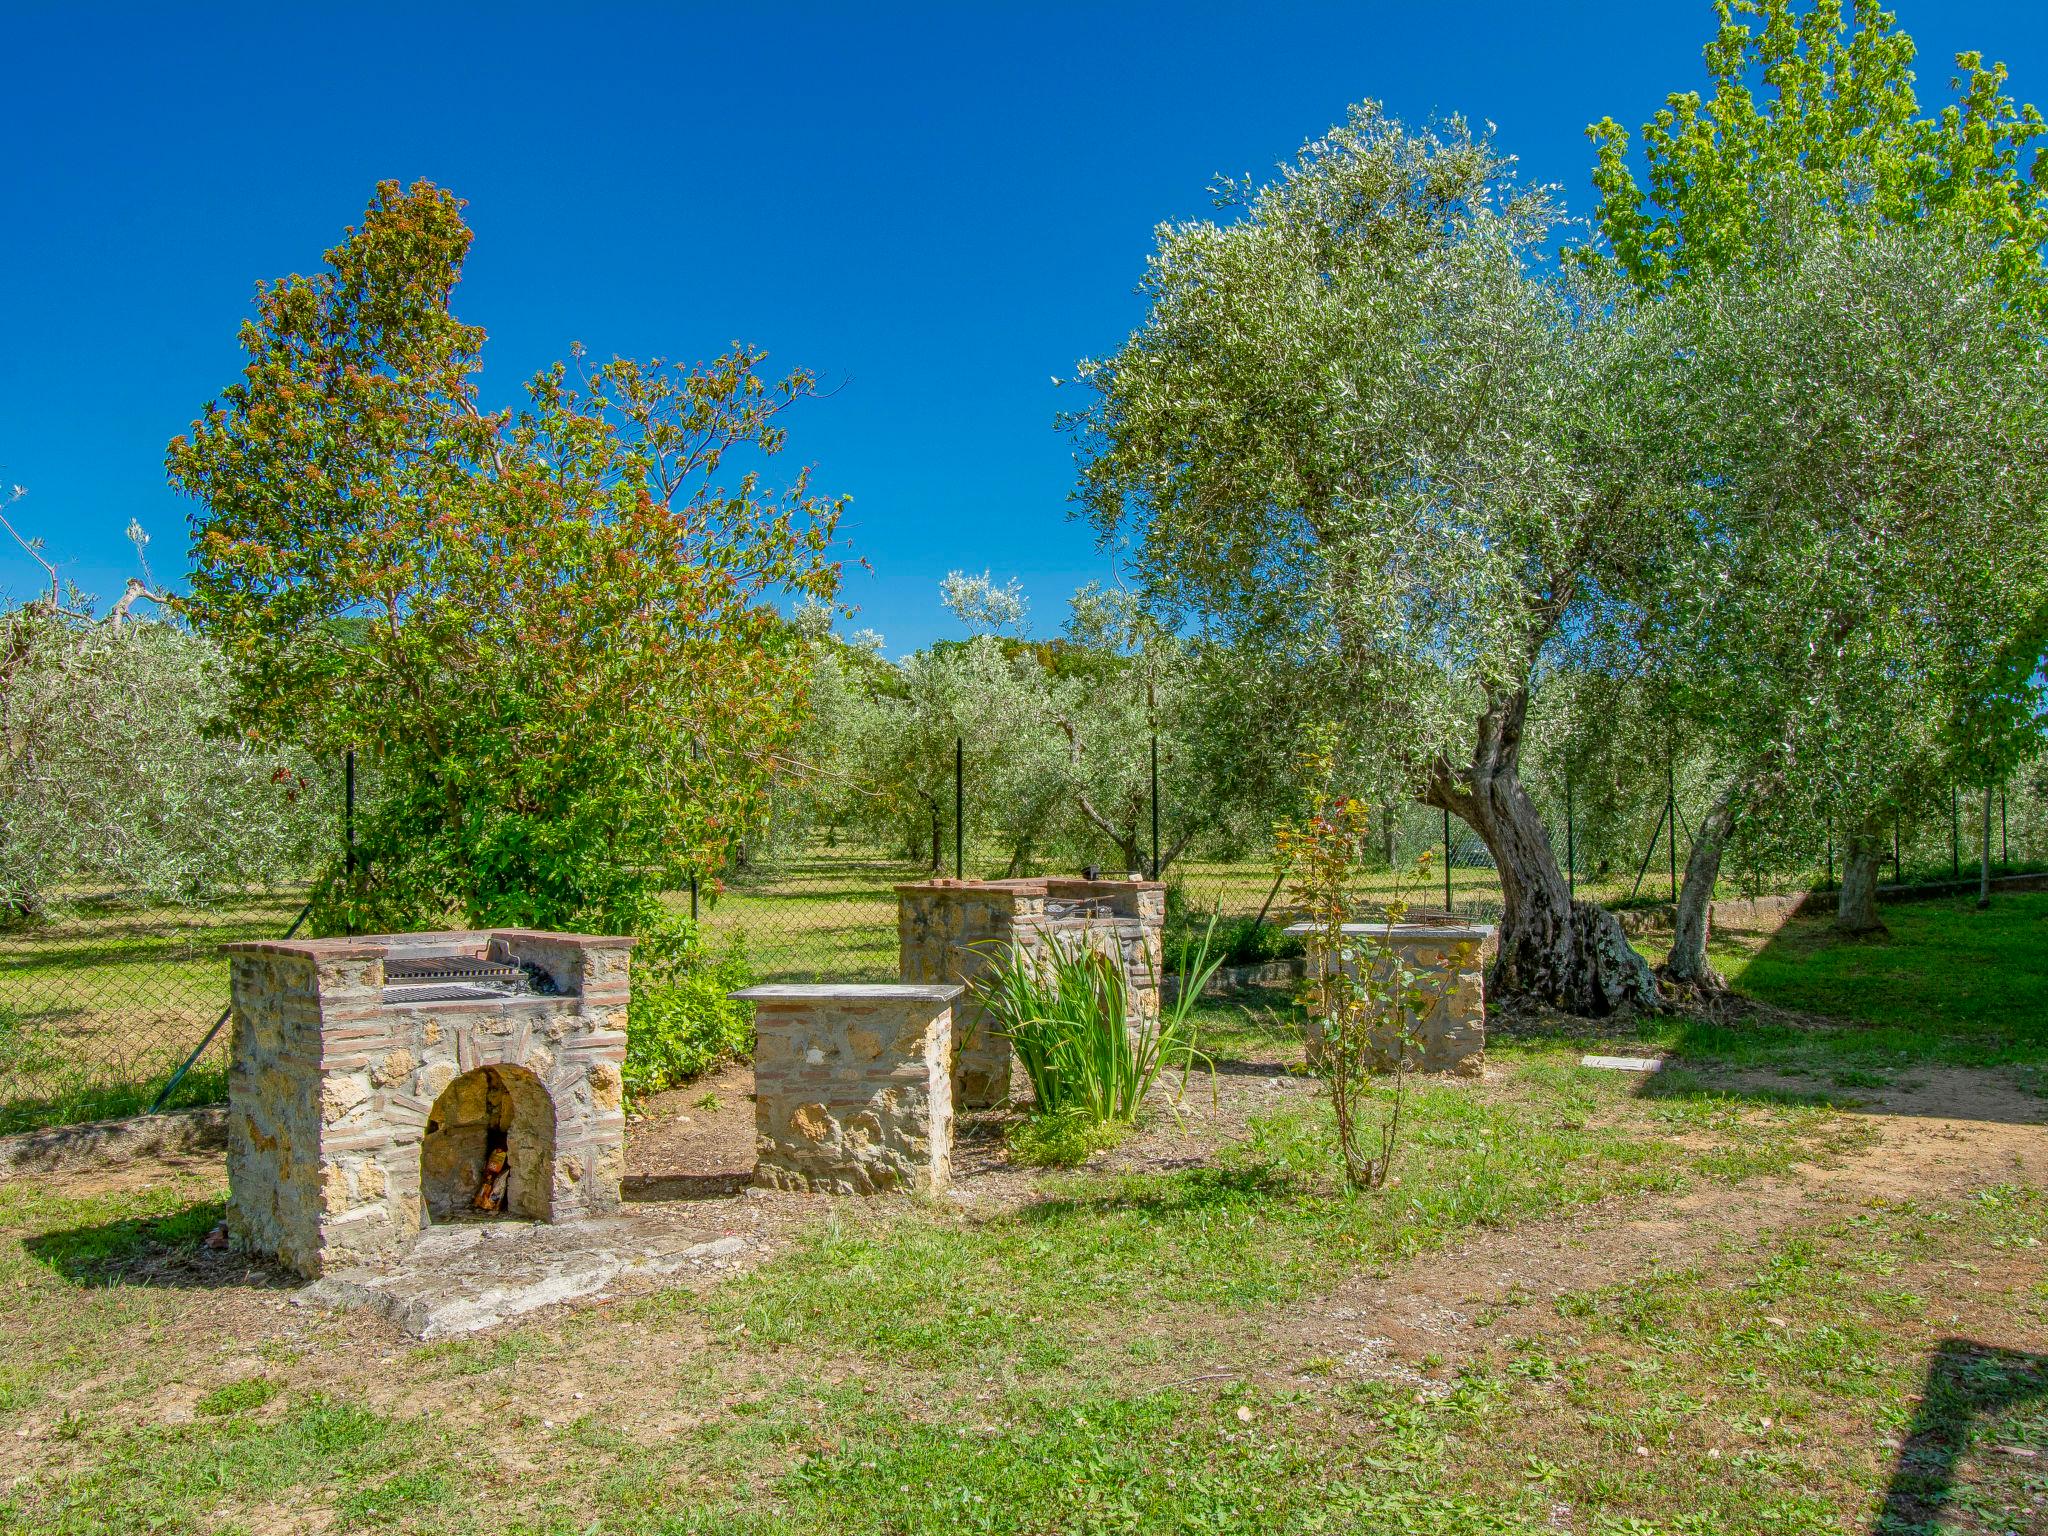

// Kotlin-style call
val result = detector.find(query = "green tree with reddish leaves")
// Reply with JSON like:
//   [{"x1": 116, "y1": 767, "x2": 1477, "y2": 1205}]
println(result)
[{"x1": 168, "y1": 180, "x2": 844, "y2": 934}]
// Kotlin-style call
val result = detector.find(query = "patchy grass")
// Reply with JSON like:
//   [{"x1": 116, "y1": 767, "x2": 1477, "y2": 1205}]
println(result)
[
  {"x1": 2, "y1": 900, "x2": 2043, "y2": 1533},
  {"x1": 1003, "y1": 1107, "x2": 1130, "y2": 1168}
]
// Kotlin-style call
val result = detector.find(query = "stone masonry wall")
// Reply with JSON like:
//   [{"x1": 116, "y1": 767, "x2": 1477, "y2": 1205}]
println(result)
[
  {"x1": 896, "y1": 878, "x2": 1165, "y2": 1109},
  {"x1": 1293, "y1": 923, "x2": 1488, "y2": 1078},
  {"x1": 739, "y1": 983, "x2": 957, "y2": 1195},
  {"x1": 224, "y1": 930, "x2": 629, "y2": 1279}
]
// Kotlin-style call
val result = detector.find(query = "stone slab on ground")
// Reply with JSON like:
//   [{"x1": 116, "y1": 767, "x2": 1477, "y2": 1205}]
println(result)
[
  {"x1": 295, "y1": 1211, "x2": 753, "y2": 1340},
  {"x1": 0, "y1": 1106, "x2": 227, "y2": 1174},
  {"x1": 1580, "y1": 1055, "x2": 1666, "y2": 1073}
]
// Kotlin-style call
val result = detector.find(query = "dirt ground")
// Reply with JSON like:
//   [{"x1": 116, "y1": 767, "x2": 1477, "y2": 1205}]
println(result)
[{"x1": 14, "y1": 1019, "x2": 2044, "y2": 1396}]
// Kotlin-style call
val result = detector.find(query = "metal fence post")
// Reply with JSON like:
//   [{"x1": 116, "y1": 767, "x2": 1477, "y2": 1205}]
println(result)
[
  {"x1": 1442, "y1": 805, "x2": 1452, "y2": 913},
  {"x1": 344, "y1": 746, "x2": 357, "y2": 935},
  {"x1": 689, "y1": 872, "x2": 699, "y2": 924},
  {"x1": 1149, "y1": 732, "x2": 1160, "y2": 881},
  {"x1": 953, "y1": 737, "x2": 964, "y2": 879}
]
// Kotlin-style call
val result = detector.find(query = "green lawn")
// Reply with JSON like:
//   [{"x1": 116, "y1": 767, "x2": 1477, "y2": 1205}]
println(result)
[{"x1": 1628, "y1": 892, "x2": 2048, "y2": 1084}]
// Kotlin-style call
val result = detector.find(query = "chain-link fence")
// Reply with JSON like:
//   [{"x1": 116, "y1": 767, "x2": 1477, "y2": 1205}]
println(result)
[
  {"x1": 3, "y1": 746, "x2": 2043, "y2": 1136},
  {"x1": 0, "y1": 887, "x2": 307, "y2": 1134}
]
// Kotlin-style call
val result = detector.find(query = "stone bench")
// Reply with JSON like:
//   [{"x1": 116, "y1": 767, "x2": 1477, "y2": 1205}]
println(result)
[
  {"x1": 732, "y1": 983, "x2": 960, "y2": 1195},
  {"x1": 1284, "y1": 922, "x2": 1491, "y2": 1077}
]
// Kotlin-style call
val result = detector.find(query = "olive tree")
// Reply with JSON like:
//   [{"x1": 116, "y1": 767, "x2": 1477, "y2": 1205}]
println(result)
[
  {"x1": 0, "y1": 607, "x2": 325, "y2": 919},
  {"x1": 1589, "y1": 0, "x2": 2048, "y2": 955},
  {"x1": 1072, "y1": 105, "x2": 1660, "y2": 1014},
  {"x1": 1627, "y1": 223, "x2": 2048, "y2": 966}
]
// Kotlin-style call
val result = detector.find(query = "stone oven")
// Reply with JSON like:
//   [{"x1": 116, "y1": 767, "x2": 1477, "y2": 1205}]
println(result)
[
  {"x1": 896, "y1": 877, "x2": 1165, "y2": 1108},
  {"x1": 221, "y1": 929, "x2": 631, "y2": 1279}
]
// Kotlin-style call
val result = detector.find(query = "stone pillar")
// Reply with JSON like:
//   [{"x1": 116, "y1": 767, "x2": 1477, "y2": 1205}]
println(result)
[
  {"x1": 896, "y1": 877, "x2": 1165, "y2": 1110},
  {"x1": 736, "y1": 983, "x2": 958, "y2": 1195},
  {"x1": 1288, "y1": 922, "x2": 1489, "y2": 1077}
]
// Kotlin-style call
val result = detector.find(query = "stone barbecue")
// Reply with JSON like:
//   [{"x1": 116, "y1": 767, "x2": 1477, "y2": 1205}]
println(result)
[
  {"x1": 1285, "y1": 920, "x2": 1491, "y2": 1076},
  {"x1": 221, "y1": 928, "x2": 632, "y2": 1278},
  {"x1": 896, "y1": 876, "x2": 1165, "y2": 1108}
]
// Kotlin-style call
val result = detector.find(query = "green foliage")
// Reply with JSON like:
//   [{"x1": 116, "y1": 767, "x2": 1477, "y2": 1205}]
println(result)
[
  {"x1": 1165, "y1": 910, "x2": 1302, "y2": 971},
  {"x1": 1279, "y1": 732, "x2": 1471, "y2": 1191},
  {"x1": 0, "y1": 611, "x2": 324, "y2": 920},
  {"x1": 783, "y1": 581, "x2": 1290, "y2": 878},
  {"x1": 1587, "y1": 0, "x2": 2048, "y2": 321},
  {"x1": 623, "y1": 919, "x2": 755, "y2": 1099},
  {"x1": 1004, "y1": 1106, "x2": 1127, "y2": 1168},
  {"x1": 976, "y1": 922, "x2": 1221, "y2": 1126},
  {"x1": 167, "y1": 180, "x2": 843, "y2": 936},
  {"x1": 196, "y1": 1377, "x2": 281, "y2": 1417}
]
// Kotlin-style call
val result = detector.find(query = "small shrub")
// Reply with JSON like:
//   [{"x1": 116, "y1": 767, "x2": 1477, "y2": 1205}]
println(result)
[
  {"x1": 1166, "y1": 914, "x2": 1303, "y2": 972},
  {"x1": 1277, "y1": 730, "x2": 1471, "y2": 1192},
  {"x1": 976, "y1": 920, "x2": 1223, "y2": 1126},
  {"x1": 623, "y1": 917, "x2": 754, "y2": 1099},
  {"x1": 1005, "y1": 1108, "x2": 1127, "y2": 1167}
]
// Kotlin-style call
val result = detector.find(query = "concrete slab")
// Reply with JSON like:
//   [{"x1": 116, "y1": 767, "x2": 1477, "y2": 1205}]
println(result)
[
  {"x1": 295, "y1": 1212, "x2": 754, "y2": 1340},
  {"x1": 1580, "y1": 1055, "x2": 1666, "y2": 1073}
]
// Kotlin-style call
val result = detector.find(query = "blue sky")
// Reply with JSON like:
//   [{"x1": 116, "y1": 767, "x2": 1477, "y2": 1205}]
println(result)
[{"x1": 7, "y1": 1, "x2": 2045, "y2": 654}]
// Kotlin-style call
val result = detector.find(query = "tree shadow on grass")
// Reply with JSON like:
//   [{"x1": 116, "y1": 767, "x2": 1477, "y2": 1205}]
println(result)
[
  {"x1": 1005, "y1": 1161, "x2": 1301, "y2": 1226},
  {"x1": 23, "y1": 1196, "x2": 292, "y2": 1291},
  {"x1": 1875, "y1": 1339, "x2": 2048, "y2": 1533}
]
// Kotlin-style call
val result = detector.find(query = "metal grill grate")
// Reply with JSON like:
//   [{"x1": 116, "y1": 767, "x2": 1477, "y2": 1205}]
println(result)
[
  {"x1": 383, "y1": 956, "x2": 527, "y2": 986},
  {"x1": 378, "y1": 955, "x2": 558, "y2": 1004}
]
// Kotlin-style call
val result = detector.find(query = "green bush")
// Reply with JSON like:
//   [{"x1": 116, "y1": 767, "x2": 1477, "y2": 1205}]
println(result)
[
  {"x1": 1164, "y1": 913, "x2": 1302, "y2": 972},
  {"x1": 623, "y1": 918, "x2": 754, "y2": 1099},
  {"x1": 1005, "y1": 1107, "x2": 1127, "y2": 1168}
]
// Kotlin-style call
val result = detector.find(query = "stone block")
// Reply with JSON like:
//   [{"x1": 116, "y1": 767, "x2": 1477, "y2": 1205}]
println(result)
[
  {"x1": 1286, "y1": 922, "x2": 1490, "y2": 1077},
  {"x1": 737, "y1": 984, "x2": 958, "y2": 1196},
  {"x1": 894, "y1": 877, "x2": 1166, "y2": 1110}
]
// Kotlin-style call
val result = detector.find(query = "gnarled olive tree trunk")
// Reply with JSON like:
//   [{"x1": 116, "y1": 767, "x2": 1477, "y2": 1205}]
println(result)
[
  {"x1": 1425, "y1": 687, "x2": 1659, "y2": 1016},
  {"x1": 1661, "y1": 778, "x2": 1745, "y2": 990},
  {"x1": 1834, "y1": 825, "x2": 1888, "y2": 935}
]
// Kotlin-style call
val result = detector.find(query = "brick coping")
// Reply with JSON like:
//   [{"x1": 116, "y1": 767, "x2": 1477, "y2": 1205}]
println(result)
[
  {"x1": 221, "y1": 927, "x2": 636, "y2": 959},
  {"x1": 1284, "y1": 921, "x2": 1496, "y2": 942},
  {"x1": 731, "y1": 983, "x2": 965, "y2": 1003}
]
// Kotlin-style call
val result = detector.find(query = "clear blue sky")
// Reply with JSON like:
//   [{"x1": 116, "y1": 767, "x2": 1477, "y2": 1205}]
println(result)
[{"x1": 7, "y1": 1, "x2": 2045, "y2": 654}]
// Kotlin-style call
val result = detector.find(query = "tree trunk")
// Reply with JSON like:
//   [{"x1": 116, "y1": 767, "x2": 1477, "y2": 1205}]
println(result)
[
  {"x1": 1978, "y1": 784, "x2": 1992, "y2": 910},
  {"x1": 1834, "y1": 827, "x2": 1887, "y2": 934},
  {"x1": 1662, "y1": 778, "x2": 1743, "y2": 990},
  {"x1": 1424, "y1": 687, "x2": 1659, "y2": 1016}
]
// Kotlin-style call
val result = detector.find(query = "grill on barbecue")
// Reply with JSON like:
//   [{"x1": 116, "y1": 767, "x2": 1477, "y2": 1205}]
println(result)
[
  {"x1": 381, "y1": 955, "x2": 558, "y2": 1004},
  {"x1": 1045, "y1": 898, "x2": 1112, "y2": 919}
]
